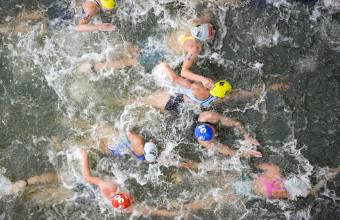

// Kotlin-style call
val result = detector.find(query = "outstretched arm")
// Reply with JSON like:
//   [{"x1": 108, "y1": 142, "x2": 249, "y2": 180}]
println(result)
[
  {"x1": 309, "y1": 168, "x2": 339, "y2": 195},
  {"x1": 219, "y1": 117, "x2": 260, "y2": 146},
  {"x1": 156, "y1": 63, "x2": 193, "y2": 89},
  {"x1": 180, "y1": 50, "x2": 214, "y2": 89},
  {"x1": 255, "y1": 163, "x2": 280, "y2": 172},
  {"x1": 199, "y1": 140, "x2": 236, "y2": 156},
  {"x1": 125, "y1": 205, "x2": 179, "y2": 217},
  {"x1": 81, "y1": 150, "x2": 105, "y2": 186},
  {"x1": 76, "y1": 3, "x2": 116, "y2": 32},
  {"x1": 199, "y1": 140, "x2": 261, "y2": 157},
  {"x1": 10, "y1": 173, "x2": 60, "y2": 194}
]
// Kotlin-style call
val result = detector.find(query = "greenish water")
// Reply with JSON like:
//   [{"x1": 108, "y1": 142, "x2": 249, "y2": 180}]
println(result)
[{"x1": 0, "y1": 0, "x2": 339, "y2": 219}]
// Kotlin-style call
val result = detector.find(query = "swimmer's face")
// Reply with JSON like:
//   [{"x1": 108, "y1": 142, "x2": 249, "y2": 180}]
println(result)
[
  {"x1": 102, "y1": 6, "x2": 114, "y2": 14},
  {"x1": 207, "y1": 125, "x2": 218, "y2": 140},
  {"x1": 208, "y1": 24, "x2": 216, "y2": 39}
]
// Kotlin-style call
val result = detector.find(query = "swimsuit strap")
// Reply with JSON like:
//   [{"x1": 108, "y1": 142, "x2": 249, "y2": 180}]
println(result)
[
  {"x1": 196, "y1": 121, "x2": 217, "y2": 130},
  {"x1": 262, "y1": 175, "x2": 284, "y2": 197},
  {"x1": 82, "y1": 0, "x2": 100, "y2": 15},
  {"x1": 128, "y1": 144, "x2": 145, "y2": 161},
  {"x1": 180, "y1": 36, "x2": 196, "y2": 54}
]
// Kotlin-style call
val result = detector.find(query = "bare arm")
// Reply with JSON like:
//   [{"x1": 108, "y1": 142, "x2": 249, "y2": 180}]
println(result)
[
  {"x1": 199, "y1": 140, "x2": 237, "y2": 156},
  {"x1": 76, "y1": 3, "x2": 116, "y2": 32},
  {"x1": 10, "y1": 173, "x2": 60, "y2": 194},
  {"x1": 180, "y1": 48, "x2": 214, "y2": 88},
  {"x1": 125, "y1": 205, "x2": 178, "y2": 217},
  {"x1": 219, "y1": 117, "x2": 260, "y2": 146},
  {"x1": 157, "y1": 63, "x2": 193, "y2": 89},
  {"x1": 81, "y1": 150, "x2": 105, "y2": 186},
  {"x1": 255, "y1": 163, "x2": 279, "y2": 172},
  {"x1": 200, "y1": 140, "x2": 262, "y2": 157}
]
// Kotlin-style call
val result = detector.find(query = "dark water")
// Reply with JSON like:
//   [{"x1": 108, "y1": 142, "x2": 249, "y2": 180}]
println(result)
[{"x1": 0, "y1": 0, "x2": 339, "y2": 219}]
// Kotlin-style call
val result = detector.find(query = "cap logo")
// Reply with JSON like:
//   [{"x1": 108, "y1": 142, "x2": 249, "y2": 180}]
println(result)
[
  {"x1": 114, "y1": 195, "x2": 125, "y2": 204},
  {"x1": 219, "y1": 81, "x2": 225, "y2": 86},
  {"x1": 148, "y1": 149, "x2": 157, "y2": 157}
]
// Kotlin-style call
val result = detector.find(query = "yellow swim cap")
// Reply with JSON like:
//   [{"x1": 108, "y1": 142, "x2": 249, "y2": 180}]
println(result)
[
  {"x1": 101, "y1": 0, "x2": 115, "y2": 9},
  {"x1": 210, "y1": 80, "x2": 232, "y2": 98}
]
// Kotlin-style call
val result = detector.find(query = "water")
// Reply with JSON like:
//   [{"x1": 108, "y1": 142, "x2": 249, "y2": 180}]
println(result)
[{"x1": 0, "y1": 0, "x2": 339, "y2": 219}]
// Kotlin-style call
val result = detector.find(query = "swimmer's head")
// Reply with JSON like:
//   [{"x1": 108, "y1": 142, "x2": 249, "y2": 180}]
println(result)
[
  {"x1": 101, "y1": 0, "x2": 115, "y2": 13},
  {"x1": 210, "y1": 80, "x2": 232, "y2": 98},
  {"x1": 112, "y1": 193, "x2": 131, "y2": 209},
  {"x1": 191, "y1": 24, "x2": 215, "y2": 41},
  {"x1": 144, "y1": 142, "x2": 158, "y2": 163},
  {"x1": 284, "y1": 175, "x2": 311, "y2": 197},
  {"x1": 195, "y1": 125, "x2": 215, "y2": 141}
]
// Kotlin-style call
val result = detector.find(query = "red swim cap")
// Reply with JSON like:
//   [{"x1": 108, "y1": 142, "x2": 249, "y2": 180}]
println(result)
[{"x1": 112, "y1": 193, "x2": 131, "y2": 209}]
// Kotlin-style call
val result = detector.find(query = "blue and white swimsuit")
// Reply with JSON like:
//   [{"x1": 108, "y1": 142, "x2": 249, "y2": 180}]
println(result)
[{"x1": 81, "y1": 0, "x2": 100, "y2": 15}]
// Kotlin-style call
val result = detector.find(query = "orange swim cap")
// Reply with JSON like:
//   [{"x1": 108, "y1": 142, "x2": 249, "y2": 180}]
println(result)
[{"x1": 112, "y1": 193, "x2": 131, "y2": 209}]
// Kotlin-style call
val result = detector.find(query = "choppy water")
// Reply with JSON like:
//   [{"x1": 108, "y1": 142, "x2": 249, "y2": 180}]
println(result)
[{"x1": 0, "y1": 0, "x2": 339, "y2": 219}]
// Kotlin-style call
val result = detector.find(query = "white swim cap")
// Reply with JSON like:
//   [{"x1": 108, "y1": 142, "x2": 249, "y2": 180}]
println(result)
[
  {"x1": 284, "y1": 175, "x2": 300, "y2": 188},
  {"x1": 284, "y1": 175, "x2": 310, "y2": 197},
  {"x1": 191, "y1": 24, "x2": 210, "y2": 41},
  {"x1": 144, "y1": 142, "x2": 158, "y2": 163}
]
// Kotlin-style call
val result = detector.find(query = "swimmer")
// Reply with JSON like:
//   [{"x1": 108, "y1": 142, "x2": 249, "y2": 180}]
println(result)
[
  {"x1": 9, "y1": 150, "x2": 178, "y2": 217},
  {"x1": 77, "y1": 45, "x2": 139, "y2": 72},
  {"x1": 167, "y1": 11, "x2": 216, "y2": 88},
  {"x1": 80, "y1": 150, "x2": 178, "y2": 216},
  {"x1": 77, "y1": 11, "x2": 216, "y2": 74},
  {"x1": 180, "y1": 23, "x2": 216, "y2": 88},
  {"x1": 77, "y1": 0, "x2": 116, "y2": 32},
  {"x1": 76, "y1": 121, "x2": 197, "y2": 168},
  {"x1": 194, "y1": 111, "x2": 262, "y2": 157},
  {"x1": 0, "y1": 9, "x2": 48, "y2": 35},
  {"x1": 0, "y1": 2, "x2": 81, "y2": 35},
  {"x1": 117, "y1": 63, "x2": 289, "y2": 114},
  {"x1": 181, "y1": 163, "x2": 339, "y2": 212}
]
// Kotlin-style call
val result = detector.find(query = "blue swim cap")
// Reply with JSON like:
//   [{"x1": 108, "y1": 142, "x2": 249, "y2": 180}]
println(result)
[{"x1": 195, "y1": 125, "x2": 213, "y2": 141}]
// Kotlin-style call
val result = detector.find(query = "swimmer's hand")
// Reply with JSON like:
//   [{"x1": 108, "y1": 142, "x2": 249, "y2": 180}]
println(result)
[
  {"x1": 245, "y1": 136, "x2": 260, "y2": 146},
  {"x1": 80, "y1": 149, "x2": 88, "y2": 158},
  {"x1": 202, "y1": 77, "x2": 214, "y2": 89},
  {"x1": 98, "y1": 23, "x2": 116, "y2": 31},
  {"x1": 244, "y1": 150, "x2": 262, "y2": 158}
]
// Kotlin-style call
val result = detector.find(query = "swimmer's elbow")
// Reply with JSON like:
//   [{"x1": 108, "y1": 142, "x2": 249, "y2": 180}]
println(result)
[
  {"x1": 76, "y1": 25, "x2": 82, "y2": 32},
  {"x1": 171, "y1": 75, "x2": 182, "y2": 84}
]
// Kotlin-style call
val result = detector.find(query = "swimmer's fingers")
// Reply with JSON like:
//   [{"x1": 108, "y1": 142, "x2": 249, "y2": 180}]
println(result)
[
  {"x1": 246, "y1": 150, "x2": 263, "y2": 158},
  {"x1": 80, "y1": 149, "x2": 88, "y2": 157},
  {"x1": 98, "y1": 23, "x2": 116, "y2": 31},
  {"x1": 202, "y1": 78, "x2": 215, "y2": 89},
  {"x1": 326, "y1": 168, "x2": 339, "y2": 179},
  {"x1": 245, "y1": 136, "x2": 260, "y2": 146}
]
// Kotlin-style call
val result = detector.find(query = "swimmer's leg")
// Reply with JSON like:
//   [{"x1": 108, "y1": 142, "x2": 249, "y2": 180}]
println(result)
[
  {"x1": 140, "y1": 91, "x2": 171, "y2": 111},
  {"x1": 224, "y1": 83, "x2": 290, "y2": 101},
  {"x1": 77, "y1": 58, "x2": 138, "y2": 73},
  {"x1": 14, "y1": 10, "x2": 44, "y2": 22},
  {"x1": 10, "y1": 173, "x2": 60, "y2": 194},
  {"x1": 310, "y1": 168, "x2": 339, "y2": 195}
]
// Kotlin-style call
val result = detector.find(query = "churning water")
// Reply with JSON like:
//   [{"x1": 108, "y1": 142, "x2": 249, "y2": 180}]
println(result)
[{"x1": 0, "y1": 0, "x2": 339, "y2": 219}]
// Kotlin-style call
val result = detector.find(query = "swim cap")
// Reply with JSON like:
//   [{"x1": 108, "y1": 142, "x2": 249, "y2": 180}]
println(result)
[
  {"x1": 210, "y1": 80, "x2": 232, "y2": 98},
  {"x1": 284, "y1": 175, "x2": 301, "y2": 188},
  {"x1": 191, "y1": 24, "x2": 210, "y2": 41},
  {"x1": 284, "y1": 175, "x2": 310, "y2": 197},
  {"x1": 195, "y1": 125, "x2": 214, "y2": 141},
  {"x1": 112, "y1": 193, "x2": 131, "y2": 209},
  {"x1": 144, "y1": 142, "x2": 158, "y2": 162},
  {"x1": 101, "y1": 0, "x2": 115, "y2": 9}
]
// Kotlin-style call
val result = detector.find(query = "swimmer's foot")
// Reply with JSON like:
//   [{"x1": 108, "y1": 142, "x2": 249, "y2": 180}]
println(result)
[
  {"x1": 325, "y1": 168, "x2": 339, "y2": 180},
  {"x1": 77, "y1": 63, "x2": 93, "y2": 73},
  {"x1": 152, "y1": 62, "x2": 167, "y2": 75},
  {"x1": 51, "y1": 136, "x2": 62, "y2": 151},
  {"x1": 170, "y1": 173, "x2": 184, "y2": 185},
  {"x1": 267, "y1": 83, "x2": 290, "y2": 91}
]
